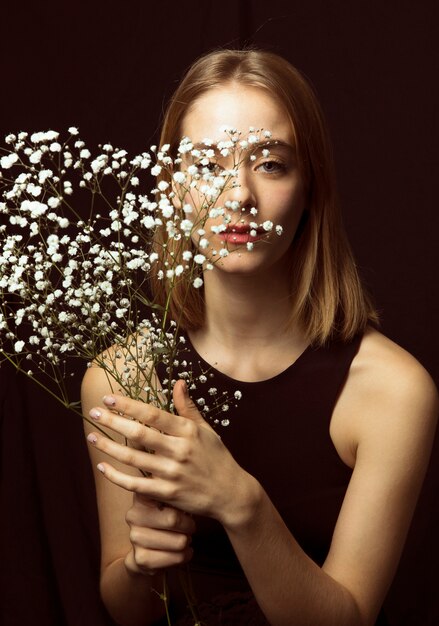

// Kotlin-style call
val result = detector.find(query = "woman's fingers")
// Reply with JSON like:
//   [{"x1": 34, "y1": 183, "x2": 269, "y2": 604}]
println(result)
[
  {"x1": 126, "y1": 497, "x2": 196, "y2": 535},
  {"x1": 95, "y1": 460, "x2": 174, "y2": 500},
  {"x1": 87, "y1": 426, "x2": 163, "y2": 473},
  {"x1": 88, "y1": 405, "x2": 194, "y2": 457},
  {"x1": 97, "y1": 393, "x2": 197, "y2": 437},
  {"x1": 125, "y1": 544, "x2": 193, "y2": 575},
  {"x1": 129, "y1": 526, "x2": 192, "y2": 552},
  {"x1": 124, "y1": 496, "x2": 196, "y2": 575}
]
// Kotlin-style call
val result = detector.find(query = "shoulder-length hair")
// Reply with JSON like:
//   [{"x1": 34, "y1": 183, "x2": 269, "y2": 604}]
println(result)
[{"x1": 149, "y1": 48, "x2": 378, "y2": 345}]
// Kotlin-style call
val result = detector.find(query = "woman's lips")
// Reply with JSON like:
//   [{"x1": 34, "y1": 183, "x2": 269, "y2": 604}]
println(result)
[{"x1": 218, "y1": 225, "x2": 265, "y2": 244}]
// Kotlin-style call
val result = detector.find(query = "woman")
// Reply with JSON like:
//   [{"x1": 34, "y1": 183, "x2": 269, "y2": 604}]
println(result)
[{"x1": 82, "y1": 49, "x2": 438, "y2": 625}]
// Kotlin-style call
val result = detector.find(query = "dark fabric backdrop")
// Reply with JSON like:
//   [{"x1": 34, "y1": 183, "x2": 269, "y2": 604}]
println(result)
[{"x1": 1, "y1": 1, "x2": 438, "y2": 624}]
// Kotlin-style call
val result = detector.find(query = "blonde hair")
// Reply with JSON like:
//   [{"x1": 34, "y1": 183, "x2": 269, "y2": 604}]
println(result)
[{"x1": 150, "y1": 48, "x2": 378, "y2": 345}]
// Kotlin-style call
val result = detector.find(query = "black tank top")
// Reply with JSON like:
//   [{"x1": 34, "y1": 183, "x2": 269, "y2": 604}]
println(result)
[{"x1": 157, "y1": 332, "x2": 389, "y2": 625}]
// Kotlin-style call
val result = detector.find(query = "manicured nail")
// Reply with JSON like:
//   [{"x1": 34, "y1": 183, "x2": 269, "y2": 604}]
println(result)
[
  {"x1": 97, "y1": 463, "x2": 105, "y2": 473},
  {"x1": 87, "y1": 433, "x2": 97, "y2": 444},
  {"x1": 89, "y1": 408, "x2": 101, "y2": 420},
  {"x1": 103, "y1": 395, "x2": 116, "y2": 406}
]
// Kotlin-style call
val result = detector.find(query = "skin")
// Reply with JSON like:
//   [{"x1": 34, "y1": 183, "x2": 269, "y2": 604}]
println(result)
[{"x1": 82, "y1": 84, "x2": 438, "y2": 626}]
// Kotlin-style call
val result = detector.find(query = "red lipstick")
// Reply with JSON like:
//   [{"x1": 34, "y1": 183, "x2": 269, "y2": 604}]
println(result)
[{"x1": 219, "y1": 223, "x2": 265, "y2": 245}]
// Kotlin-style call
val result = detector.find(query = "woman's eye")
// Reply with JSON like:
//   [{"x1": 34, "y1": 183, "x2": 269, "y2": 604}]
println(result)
[
  {"x1": 256, "y1": 160, "x2": 285, "y2": 174},
  {"x1": 196, "y1": 161, "x2": 221, "y2": 173}
]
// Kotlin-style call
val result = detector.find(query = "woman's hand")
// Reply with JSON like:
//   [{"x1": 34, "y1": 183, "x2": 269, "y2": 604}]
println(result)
[
  {"x1": 86, "y1": 380, "x2": 259, "y2": 527},
  {"x1": 124, "y1": 494, "x2": 195, "y2": 576}
]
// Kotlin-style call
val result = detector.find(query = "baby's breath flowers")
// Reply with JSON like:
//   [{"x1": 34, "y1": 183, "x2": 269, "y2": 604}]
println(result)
[
  {"x1": 0, "y1": 126, "x2": 283, "y2": 625},
  {"x1": 0, "y1": 127, "x2": 282, "y2": 425}
]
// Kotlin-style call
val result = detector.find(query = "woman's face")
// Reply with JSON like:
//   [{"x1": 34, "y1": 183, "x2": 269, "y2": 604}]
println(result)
[{"x1": 180, "y1": 83, "x2": 306, "y2": 276}]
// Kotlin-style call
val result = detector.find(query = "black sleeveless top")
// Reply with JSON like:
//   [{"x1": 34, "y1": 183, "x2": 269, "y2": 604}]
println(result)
[{"x1": 157, "y1": 333, "x2": 389, "y2": 625}]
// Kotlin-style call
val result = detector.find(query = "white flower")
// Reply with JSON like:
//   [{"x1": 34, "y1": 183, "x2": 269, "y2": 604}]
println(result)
[
  {"x1": 262, "y1": 220, "x2": 273, "y2": 231},
  {"x1": 225, "y1": 200, "x2": 240, "y2": 212},
  {"x1": 180, "y1": 219, "x2": 193, "y2": 234},
  {"x1": 173, "y1": 171, "x2": 186, "y2": 184},
  {"x1": 178, "y1": 138, "x2": 193, "y2": 154},
  {"x1": 194, "y1": 254, "x2": 205, "y2": 264},
  {"x1": 47, "y1": 196, "x2": 61, "y2": 208},
  {"x1": 193, "y1": 277, "x2": 203, "y2": 288},
  {"x1": 1, "y1": 153, "x2": 19, "y2": 169},
  {"x1": 246, "y1": 242, "x2": 254, "y2": 251},
  {"x1": 157, "y1": 180, "x2": 169, "y2": 191},
  {"x1": 50, "y1": 142, "x2": 62, "y2": 152},
  {"x1": 63, "y1": 181, "x2": 73, "y2": 195},
  {"x1": 29, "y1": 150, "x2": 42, "y2": 164},
  {"x1": 187, "y1": 164, "x2": 198, "y2": 176},
  {"x1": 197, "y1": 235, "x2": 210, "y2": 249},
  {"x1": 151, "y1": 164, "x2": 162, "y2": 176},
  {"x1": 68, "y1": 126, "x2": 79, "y2": 135},
  {"x1": 182, "y1": 203, "x2": 193, "y2": 214},
  {"x1": 219, "y1": 248, "x2": 229, "y2": 258},
  {"x1": 142, "y1": 215, "x2": 156, "y2": 229},
  {"x1": 14, "y1": 340, "x2": 25, "y2": 353},
  {"x1": 80, "y1": 148, "x2": 91, "y2": 159},
  {"x1": 26, "y1": 183, "x2": 42, "y2": 197},
  {"x1": 38, "y1": 169, "x2": 53, "y2": 183},
  {"x1": 91, "y1": 155, "x2": 108, "y2": 173},
  {"x1": 182, "y1": 250, "x2": 192, "y2": 261},
  {"x1": 213, "y1": 176, "x2": 225, "y2": 189},
  {"x1": 275, "y1": 225, "x2": 283, "y2": 236},
  {"x1": 210, "y1": 224, "x2": 226, "y2": 234},
  {"x1": 234, "y1": 390, "x2": 242, "y2": 399},
  {"x1": 21, "y1": 199, "x2": 48, "y2": 218}
]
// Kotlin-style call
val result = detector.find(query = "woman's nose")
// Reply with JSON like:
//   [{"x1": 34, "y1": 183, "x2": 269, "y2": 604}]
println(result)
[{"x1": 225, "y1": 169, "x2": 256, "y2": 214}]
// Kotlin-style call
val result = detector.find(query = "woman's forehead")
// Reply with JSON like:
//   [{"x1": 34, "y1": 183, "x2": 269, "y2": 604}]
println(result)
[{"x1": 181, "y1": 85, "x2": 294, "y2": 145}]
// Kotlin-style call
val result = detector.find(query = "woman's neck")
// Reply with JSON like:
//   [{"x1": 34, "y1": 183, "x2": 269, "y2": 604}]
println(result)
[
  {"x1": 188, "y1": 266, "x2": 308, "y2": 381},
  {"x1": 194, "y1": 262, "x2": 306, "y2": 346}
]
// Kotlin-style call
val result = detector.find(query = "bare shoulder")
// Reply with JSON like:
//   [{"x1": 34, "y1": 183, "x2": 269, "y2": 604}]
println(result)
[
  {"x1": 332, "y1": 327, "x2": 438, "y2": 466},
  {"x1": 351, "y1": 327, "x2": 438, "y2": 413}
]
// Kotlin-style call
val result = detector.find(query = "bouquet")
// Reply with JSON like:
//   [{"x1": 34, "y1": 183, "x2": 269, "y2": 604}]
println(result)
[{"x1": 0, "y1": 126, "x2": 281, "y2": 623}]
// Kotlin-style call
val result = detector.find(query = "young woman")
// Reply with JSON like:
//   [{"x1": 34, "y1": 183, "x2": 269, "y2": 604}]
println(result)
[{"x1": 82, "y1": 49, "x2": 438, "y2": 626}]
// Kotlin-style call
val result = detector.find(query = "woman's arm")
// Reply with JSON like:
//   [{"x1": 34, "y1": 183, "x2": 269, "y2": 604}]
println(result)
[
  {"x1": 81, "y1": 365, "x2": 195, "y2": 626},
  {"x1": 222, "y1": 334, "x2": 438, "y2": 626},
  {"x1": 86, "y1": 335, "x2": 438, "y2": 626}
]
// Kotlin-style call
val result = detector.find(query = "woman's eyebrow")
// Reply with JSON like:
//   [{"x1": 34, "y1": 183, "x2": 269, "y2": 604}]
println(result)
[
  {"x1": 189, "y1": 139, "x2": 295, "y2": 152},
  {"x1": 258, "y1": 139, "x2": 295, "y2": 151}
]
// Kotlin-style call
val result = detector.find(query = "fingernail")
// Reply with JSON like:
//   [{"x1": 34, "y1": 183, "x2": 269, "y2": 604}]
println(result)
[
  {"x1": 103, "y1": 395, "x2": 116, "y2": 406},
  {"x1": 182, "y1": 381, "x2": 188, "y2": 396},
  {"x1": 87, "y1": 433, "x2": 97, "y2": 444},
  {"x1": 97, "y1": 463, "x2": 105, "y2": 473},
  {"x1": 89, "y1": 408, "x2": 101, "y2": 420}
]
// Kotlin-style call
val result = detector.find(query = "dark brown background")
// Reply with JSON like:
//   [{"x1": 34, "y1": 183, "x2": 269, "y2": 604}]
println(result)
[{"x1": 1, "y1": 1, "x2": 438, "y2": 625}]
